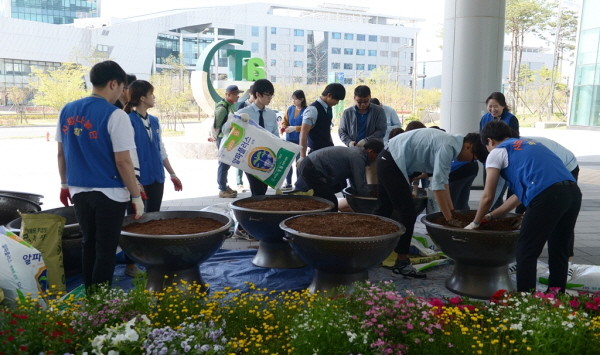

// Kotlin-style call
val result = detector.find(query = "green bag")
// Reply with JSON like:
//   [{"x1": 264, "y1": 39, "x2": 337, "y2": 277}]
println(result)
[{"x1": 20, "y1": 213, "x2": 66, "y2": 291}]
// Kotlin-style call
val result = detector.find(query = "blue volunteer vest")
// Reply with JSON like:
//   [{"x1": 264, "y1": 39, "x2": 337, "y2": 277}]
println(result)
[
  {"x1": 480, "y1": 111, "x2": 517, "y2": 132},
  {"x1": 498, "y1": 138, "x2": 575, "y2": 206},
  {"x1": 59, "y1": 96, "x2": 124, "y2": 188},
  {"x1": 308, "y1": 100, "x2": 334, "y2": 151},
  {"x1": 285, "y1": 105, "x2": 305, "y2": 143},
  {"x1": 129, "y1": 112, "x2": 165, "y2": 185}
]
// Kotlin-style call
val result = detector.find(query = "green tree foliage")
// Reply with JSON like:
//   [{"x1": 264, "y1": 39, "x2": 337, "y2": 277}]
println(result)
[
  {"x1": 7, "y1": 87, "x2": 32, "y2": 123},
  {"x1": 29, "y1": 63, "x2": 88, "y2": 112},
  {"x1": 151, "y1": 55, "x2": 193, "y2": 130}
]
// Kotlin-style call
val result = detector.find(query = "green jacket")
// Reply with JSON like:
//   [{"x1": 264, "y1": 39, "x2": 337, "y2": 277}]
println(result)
[{"x1": 214, "y1": 99, "x2": 234, "y2": 138}]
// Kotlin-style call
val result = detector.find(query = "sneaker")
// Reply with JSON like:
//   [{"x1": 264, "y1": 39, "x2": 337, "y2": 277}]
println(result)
[
  {"x1": 390, "y1": 260, "x2": 427, "y2": 279},
  {"x1": 226, "y1": 186, "x2": 237, "y2": 194},
  {"x1": 233, "y1": 225, "x2": 256, "y2": 241},
  {"x1": 125, "y1": 264, "x2": 143, "y2": 278},
  {"x1": 282, "y1": 183, "x2": 293, "y2": 191},
  {"x1": 237, "y1": 184, "x2": 246, "y2": 193},
  {"x1": 219, "y1": 189, "x2": 237, "y2": 198}
]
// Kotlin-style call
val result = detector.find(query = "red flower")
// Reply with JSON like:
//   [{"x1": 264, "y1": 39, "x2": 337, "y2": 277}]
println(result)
[
  {"x1": 569, "y1": 298, "x2": 580, "y2": 309},
  {"x1": 6, "y1": 336, "x2": 15, "y2": 342},
  {"x1": 429, "y1": 298, "x2": 444, "y2": 308},
  {"x1": 16, "y1": 328, "x2": 24, "y2": 333},
  {"x1": 65, "y1": 338, "x2": 73, "y2": 343},
  {"x1": 19, "y1": 346, "x2": 27, "y2": 351},
  {"x1": 449, "y1": 296, "x2": 462, "y2": 305},
  {"x1": 491, "y1": 289, "x2": 507, "y2": 301}
]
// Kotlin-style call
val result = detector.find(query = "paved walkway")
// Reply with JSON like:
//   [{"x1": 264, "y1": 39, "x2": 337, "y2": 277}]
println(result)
[{"x1": 2, "y1": 124, "x2": 599, "y2": 265}]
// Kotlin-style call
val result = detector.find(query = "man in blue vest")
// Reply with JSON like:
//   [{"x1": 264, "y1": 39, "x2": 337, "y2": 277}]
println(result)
[{"x1": 57, "y1": 60, "x2": 143, "y2": 292}]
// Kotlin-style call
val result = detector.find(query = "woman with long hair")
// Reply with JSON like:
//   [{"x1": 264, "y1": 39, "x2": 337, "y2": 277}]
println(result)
[
  {"x1": 280, "y1": 89, "x2": 307, "y2": 189},
  {"x1": 124, "y1": 80, "x2": 182, "y2": 212}
]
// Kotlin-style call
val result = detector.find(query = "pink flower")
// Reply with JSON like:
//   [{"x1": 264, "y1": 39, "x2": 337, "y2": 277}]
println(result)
[
  {"x1": 449, "y1": 296, "x2": 462, "y2": 305},
  {"x1": 429, "y1": 298, "x2": 444, "y2": 308},
  {"x1": 406, "y1": 322, "x2": 414, "y2": 330}
]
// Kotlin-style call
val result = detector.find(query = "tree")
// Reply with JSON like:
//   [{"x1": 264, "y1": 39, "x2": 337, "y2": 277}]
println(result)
[
  {"x1": 7, "y1": 87, "x2": 32, "y2": 124},
  {"x1": 306, "y1": 30, "x2": 328, "y2": 84},
  {"x1": 151, "y1": 55, "x2": 193, "y2": 130},
  {"x1": 505, "y1": 0, "x2": 551, "y2": 112},
  {"x1": 29, "y1": 63, "x2": 88, "y2": 112}
]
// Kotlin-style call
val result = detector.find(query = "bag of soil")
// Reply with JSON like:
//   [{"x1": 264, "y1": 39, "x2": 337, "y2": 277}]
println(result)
[
  {"x1": 219, "y1": 113, "x2": 300, "y2": 189},
  {"x1": 20, "y1": 213, "x2": 66, "y2": 291}
]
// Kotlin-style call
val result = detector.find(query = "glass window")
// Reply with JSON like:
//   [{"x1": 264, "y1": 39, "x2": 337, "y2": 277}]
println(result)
[
  {"x1": 368, "y1": 64, "x2": 377, "y2": 70},
  {"x1": 368, "y1": 35, "x2": 377, "y2": 42},
  {"x1": 280, "y1": 28, "x2": 290, "y2": 36},
  {"x1": 218, "y1": 28, "x2": 235, "y2": 36},
  {"x1": 271, "y1": 27, "x2": 277, "y2": 34},
  {"x1": 294, "y1": 45, "x2": 304, "y2": 52},
  {"x1": 271, "y1": 59, "x2": 277, "y2": 67},
  {"x1": 251, "y1": 26, "x2": 259, "y2": 37},
  {"x1": 294, "y1": 29, "x2": 305, "y2": 36},
  {"x1": 391, "y1": 37, "x2": 401, "y2": 43},
  {"x1": 271, "y1": 76, "x2": 277, "y2": 82},
  {"x1": 331, "y1": 47, "x2": 341, "y2": 54},
  {"x1": 332, "y1": 32, "x2": 341, "y2": 39},
  {"x1": 368, "y1": 50, "x2": 377, "y2": 57},
  {"x1": 380, "y1": 51, "x2": 389, "y2": 57},
  {"x1": 344, "y1": 78, "x2": 353, "y2": 84},
  {"x1": 344, "y1": 63, "x2": 353, "y2": 70},
  {"x1": 271, "y1": 43, "x2": 277, "y2": 50},
  {"x1": 380, "y1": 36, "x2": 389, "y2": 43},
  {"x1": 294, "y1": 61, "x2": 303, "y2": 67},
  {"x1": 344, "y1": 33, "x2": 354, "y2": 40},
  {"x1": 251, "y1": 43, "x2": 259, "y2": 53},
  {"x1": 332, "y1": 62, "x2": 341, "y2": 69},
  {"x1": 356, "y1": 64, "x2": 365, "y2": 70},
  {"x1": 357, "y1": 34, "x2": 366, "y2": 41},
  {"x1": 344, "y1": 48, "x2": 353, "y2": 55},
  {"x1": 356, "y1": 49, "x2": 365, "y2": 56}
]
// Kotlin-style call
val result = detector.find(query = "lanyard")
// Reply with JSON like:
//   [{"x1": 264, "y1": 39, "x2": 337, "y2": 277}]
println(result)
[{"x1": 135, "y1": 111, "x2": 153, "y2": 141}]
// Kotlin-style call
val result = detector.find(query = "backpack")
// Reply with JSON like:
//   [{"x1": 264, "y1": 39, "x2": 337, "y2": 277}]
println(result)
[{"x1": 211, "y1": 102, "x2": 230, "y2": 139}]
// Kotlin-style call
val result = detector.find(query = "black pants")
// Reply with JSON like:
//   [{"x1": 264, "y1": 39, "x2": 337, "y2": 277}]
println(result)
[
  {"x1": 127, "y1": 181, "x2": 164, "y2": 214},
  {"x1": 246, "y1": 173, "x2": 268, "y2": 196},
  {"x1": 516, "y1": 182, "x2": 581, "y2": 292},
  {"x1": 374, "y1": 150, "x2": 415, "y2": 255},
  {"x1": 298, "y1": 158, "x2": 339, "y2": 210},
  {"x1": 73, "y1": 191, "x2": 128, "y2": 292},
  {"x1": 449, "y1": 161, "x2": 478, "y2": 211}
]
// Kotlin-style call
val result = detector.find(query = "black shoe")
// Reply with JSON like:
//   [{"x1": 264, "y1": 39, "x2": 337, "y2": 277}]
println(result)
[{"x1": 391, "y1": 260, "x2": 427, "y2": 279}]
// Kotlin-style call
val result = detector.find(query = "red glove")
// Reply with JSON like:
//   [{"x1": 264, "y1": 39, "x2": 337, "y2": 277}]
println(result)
[
  {"x1": 171, "y1": 175, "x2": 183, "y2": 191},
  {"x1": 60, "y1": 184, "x2": 72, "y2": 206}
]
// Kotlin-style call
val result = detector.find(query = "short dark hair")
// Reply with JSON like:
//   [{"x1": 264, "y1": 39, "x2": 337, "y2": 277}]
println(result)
[
  {"x1": 252, "y1": 79, "x2": 274, "y2": 98},
  {"x1": 364, "y1": 138, "x2": 384, "y2": 154},
  {"x1": 486, "y1": 92, "x2": 510, "y2": 112},
  {"x1": 322, "y1": 83, "x2": 346, "y2": 100},
  {"x1": 388, "y1": 127, "x2": 404, "y2": 140},
  {"x1": 90, "y1": 60, "x2": 127, "y2": 88},
  {"x1": 370, "y1": 98, "x2": 381, "y2": 106},
  {"x1": 405, "y1": 120, "x2": 426, "y2": 131},
  {"x1": 126, "y1": 74, "x2": 137, "y2": 86},
  {"x1": 464, "y1": 132, "x2": 487, "y2": 163},
  {"x1": 480, "y1": 120, "x2": 513, "y2": 146},
  {"x1": 292, "y1": 89, "x2": 307, "y2": 108},
  {"x1": 354, "y1": 85, "x2": 371, "y2": 98}
]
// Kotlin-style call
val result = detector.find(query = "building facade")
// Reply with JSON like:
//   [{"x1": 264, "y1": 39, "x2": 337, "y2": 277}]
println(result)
[
  {"x1": 1, "y1": 0, "x2": 100, "y2": 24},
  {"x1": 0, "y1": 2, "x2": 420, "y2": 105}
]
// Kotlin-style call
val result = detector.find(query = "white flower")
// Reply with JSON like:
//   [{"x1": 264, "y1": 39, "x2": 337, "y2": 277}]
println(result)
[
  {"x1": 124, "y1": 327, "x2": 139, "y2": 342},
  {"x1": 509, "y1": 323, "x2": 523, "y2": 331},
  {"x1": 108, "y1": 351, "x2": 119, "y2": 355},
  {"x1": 346, "y1": 330, "x2": 357, "y2": 343}
]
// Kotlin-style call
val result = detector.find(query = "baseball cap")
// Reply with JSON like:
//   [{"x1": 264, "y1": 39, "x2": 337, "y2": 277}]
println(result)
[{"x1": 225, "y1": 85, "x2": 243, "y2": 94}]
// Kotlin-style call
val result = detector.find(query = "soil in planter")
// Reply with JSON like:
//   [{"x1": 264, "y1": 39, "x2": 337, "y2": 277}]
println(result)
[
  {"x1": 235, "y1": 197, "x2": 331, "y2": 211},
  {"x1": 123, "y1": 217, "x2": 225, "y2": 235},
  {"x1": 432, "y1": 211, "x2": 520, "y2": 231},
  {"x1": 286, "y1": 213, "x2": 398, "y2": 237}
]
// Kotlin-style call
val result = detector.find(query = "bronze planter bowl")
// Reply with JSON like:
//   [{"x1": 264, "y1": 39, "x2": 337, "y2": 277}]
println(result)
[
  {"x1": 421, "y1": 211, "x2": 520, "y2": 299},
  {"x1": 0, "y1": 193, "x2": 41, "y2": 225},
  {"x1": 280, "y1": 212, "x2": 404, "y2": 294},
  {"x1": 120, "y1": 211, "x2": 232, "y2": 293},
  {"x1": 342, "y1": 184, "x2": 428, "y2": 215},
  {"x1": 7, "y1": 206, "x2": 82, "y2": 276},
  {"x1": 0, "y1": 190, "x2": 44, "y2": 205},
  {"x1": 230, "y1": 195, "x2": 335, "y2": 269}
]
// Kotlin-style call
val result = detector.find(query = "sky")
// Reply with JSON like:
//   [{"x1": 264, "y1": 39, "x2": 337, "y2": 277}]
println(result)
[{"x1": 100, "y1": 0, "x2": 446, "y2": 59}]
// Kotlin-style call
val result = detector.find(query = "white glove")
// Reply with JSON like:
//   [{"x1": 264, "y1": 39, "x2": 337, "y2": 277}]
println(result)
[
  {"x1": 239, "y1": 113, "x2": 250, "y2": 122},
  {"x1": 356, "y1": 139, "x2": 367, "y2": 147},
  {"x1": 349, "y1": 141, "x2": 356, "y2": 147},
  {"x1": 464, "y1": 221, "x2": 480, "y2": 230},
  {"x1": 131, "y1": 196, "x2": 144, "y2": 220},
  {"x1": 285, "y1": 126, "x2": 296, "y2": 133}
]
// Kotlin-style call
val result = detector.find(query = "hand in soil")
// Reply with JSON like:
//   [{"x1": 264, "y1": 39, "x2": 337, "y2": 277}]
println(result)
[{"x1": 446, "y1": 218, "x2": 463, "y2": 228}]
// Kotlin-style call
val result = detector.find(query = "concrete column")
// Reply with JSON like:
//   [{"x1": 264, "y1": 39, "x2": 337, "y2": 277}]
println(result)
[{"x1": 441, "y1": 0, "x2": 506, "y2": 134}]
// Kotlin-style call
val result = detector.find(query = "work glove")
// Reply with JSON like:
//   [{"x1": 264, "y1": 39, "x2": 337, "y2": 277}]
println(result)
[
  {"x1": 464, "y1": 221, "x2": 480, "y2": 229},
  {"x1": 131, "y1": 196, "x2": 144, "y2": 220},
  {"x1": 60, "y1": 184, "x2": 72, "y2": 207},
  {"x1": 285, "y1": 126, "x2": 296, "y2": 134},
  {"x1": 356, "y1": 139, "x2": 367, "y2": 147},
  {"x1": 238, "y1": 113, "x2": 250, "y2": 122},
  {"x1": 447, "y1": 218, "x2": 464, "y2": 228},
  {"x1": 138, "y1": 183, "x2": 148, "y2": 200},
  {"x1": 171, "y1": 174, "x2": 183, "y2": 191},
  {"x1": 349, "y1": 141, "x2": 356, "y2": 147}
]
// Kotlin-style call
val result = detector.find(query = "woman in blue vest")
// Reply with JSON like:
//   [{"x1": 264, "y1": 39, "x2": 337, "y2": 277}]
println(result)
[
  {"x1": 124, "y1": 80, "x2": 182, "y2": 212},
  {"x1": 280, "y1": 90, "x2": 307, "y2": 189},
  {"x1": 467, "y1": 121, "x2": 581, "y2": 293}
]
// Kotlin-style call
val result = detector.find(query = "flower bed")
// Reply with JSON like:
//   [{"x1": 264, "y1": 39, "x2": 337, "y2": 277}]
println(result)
[{"x1": 1, "y1": 280, "x2": 599, "y2": 354}]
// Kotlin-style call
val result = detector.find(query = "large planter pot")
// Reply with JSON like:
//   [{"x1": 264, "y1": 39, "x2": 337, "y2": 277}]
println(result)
[
  {"x1": 280, "y1": 212, "x2": 404, "y2": 294},
  {"x1": 7, "y1": 206, "x2": 82, "y2": 276},
  {"x1": 421, "y1": 211, "x2": 520, "y2": 299},
  {"x1": 0, "y1": 190, "x2": 44, "y2": 205},
  {"x1": 0, "y1": 194, "x2": 41, "y2": 225},
  {"x1": 120, "y1": 211, "x2": 232, "y2": 293},
  {"x1": 342, "y1": 184, "x2": 427, "y2": 215},
  {"x1": 230, "y1": 195, "x2": 334, "y2": 269}
]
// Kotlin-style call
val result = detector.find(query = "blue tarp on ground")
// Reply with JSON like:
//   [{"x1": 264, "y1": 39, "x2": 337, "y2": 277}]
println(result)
[{"x1": 66, "y1": 249, "x2": 315, "y2": 293}]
